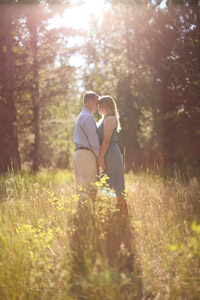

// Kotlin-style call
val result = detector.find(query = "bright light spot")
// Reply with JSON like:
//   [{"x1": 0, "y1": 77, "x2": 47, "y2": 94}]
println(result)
[
  {"x1": 48, "y1": 0, "x2": 110, "y2": 68},
  {"x1": 51, "y1": 0, "x2": 108, "y2": 30},
  {"x1": 70, "y1": 53, "x2": 85, "y2": 68},
  {"x1": 160, "y1": 0, "x2": 167, "y2": 9}
]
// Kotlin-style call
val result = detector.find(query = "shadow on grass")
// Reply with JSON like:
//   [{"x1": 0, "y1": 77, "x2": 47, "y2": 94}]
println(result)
[
  {"x1": 106, "y1": 210, "x2": 134, "y2": 272},
  {"x1": 69, "y1": 192, "x2": 144, "y2": 300}
]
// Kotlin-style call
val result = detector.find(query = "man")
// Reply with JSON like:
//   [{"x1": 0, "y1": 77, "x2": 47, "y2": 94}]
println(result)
[{"x1": 73, "y1": 91, "x2": 100, "y2": 194}]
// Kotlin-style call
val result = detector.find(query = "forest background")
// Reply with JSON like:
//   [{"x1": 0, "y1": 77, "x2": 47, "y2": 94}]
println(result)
[
  {"x1": 0, "y1": 0, "x2": 200, "y2": 179},
  {"x1": 0, "y1": 1, "x2": 200, "y2": 299}
]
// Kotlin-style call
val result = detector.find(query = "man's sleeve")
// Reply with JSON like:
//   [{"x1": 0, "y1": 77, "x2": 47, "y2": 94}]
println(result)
[{"x1": 83, "y1": 116, "x2": 100, "y2": 157}]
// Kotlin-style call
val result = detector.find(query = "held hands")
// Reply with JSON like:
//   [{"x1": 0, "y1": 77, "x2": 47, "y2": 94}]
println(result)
[{"x1": 98, "y1": 158, "x2": 106, "y2": 171}]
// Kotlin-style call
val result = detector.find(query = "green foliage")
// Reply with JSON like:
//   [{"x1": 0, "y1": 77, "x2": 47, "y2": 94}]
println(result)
[
  {"x1": 167, "y1": 221, "x2": 200, "y2": 299},
  {"x1": 170, "y1": 221, "x2": 200, "y2": 258}
]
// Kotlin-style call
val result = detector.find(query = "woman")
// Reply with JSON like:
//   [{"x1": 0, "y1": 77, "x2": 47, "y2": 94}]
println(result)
[{"x1": 97, "y1": 96, "x2": 128, "y2": 215}]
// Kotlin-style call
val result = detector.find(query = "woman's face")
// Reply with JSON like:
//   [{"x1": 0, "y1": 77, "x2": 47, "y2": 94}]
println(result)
[{"x1": 98, "y1": 102, "x2": 108, "y2": 116}]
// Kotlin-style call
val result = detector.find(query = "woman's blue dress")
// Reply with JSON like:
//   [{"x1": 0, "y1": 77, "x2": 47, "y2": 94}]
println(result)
[{"x1": 97, "y1": 118, "x2": 125, "y2": 196}]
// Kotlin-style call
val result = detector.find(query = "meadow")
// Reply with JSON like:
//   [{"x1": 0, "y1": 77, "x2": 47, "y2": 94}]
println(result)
[{"x1": 0, "y1": 170, "x2": 199, "y2": 300}]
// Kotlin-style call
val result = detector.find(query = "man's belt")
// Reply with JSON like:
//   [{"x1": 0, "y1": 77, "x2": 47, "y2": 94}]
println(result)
[{"x1": 75, "y1": 147, "x2": 90, "y2": 151}]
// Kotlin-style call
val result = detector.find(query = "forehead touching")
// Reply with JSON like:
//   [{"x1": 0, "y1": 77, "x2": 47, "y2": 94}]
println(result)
[{"x1": 99, "y1": 97, "x2": 112, "y2": 105}]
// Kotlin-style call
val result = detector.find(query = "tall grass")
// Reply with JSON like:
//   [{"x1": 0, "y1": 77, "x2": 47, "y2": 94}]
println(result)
[
  {"x1": 126, "y1": 172, "x2": 200, "y2": 299},
  {"x1": 0, "y1": 170, "x2": 199, "y2": 299}
]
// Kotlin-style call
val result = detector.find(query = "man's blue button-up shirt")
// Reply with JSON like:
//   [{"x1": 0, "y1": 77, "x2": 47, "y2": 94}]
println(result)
[{"x1": 73, "y1": 107, "x2": 100, "y2": 158}]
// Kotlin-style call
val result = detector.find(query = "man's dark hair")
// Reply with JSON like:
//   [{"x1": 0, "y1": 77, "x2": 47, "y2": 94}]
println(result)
[{"x1": 83, "y1": 91, "x2": 99, "y2": 104}]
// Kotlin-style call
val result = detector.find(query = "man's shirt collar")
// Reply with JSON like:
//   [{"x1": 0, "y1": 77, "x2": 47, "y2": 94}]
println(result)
[{"x1": 82, "y1": 107, "x2": 92, "y2": 115}]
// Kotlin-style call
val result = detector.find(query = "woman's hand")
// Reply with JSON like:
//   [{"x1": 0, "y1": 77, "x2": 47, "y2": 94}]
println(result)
[{"x1": 98, "y1": 159, "x2": 106, "y2": 171}]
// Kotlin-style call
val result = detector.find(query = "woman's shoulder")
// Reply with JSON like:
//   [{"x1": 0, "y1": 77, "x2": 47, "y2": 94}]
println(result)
[
  {"x1": 104, "y1": 116, "x2": 117, "y2": 127},
  {"x1": 104, "y1": 116, "x2": 116, "y2": 122}
]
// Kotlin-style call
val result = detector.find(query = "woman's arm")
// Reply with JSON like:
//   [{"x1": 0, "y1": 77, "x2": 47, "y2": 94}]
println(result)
[{"x1": 98, "y1": 117, "x2": 116, "y2": 170}]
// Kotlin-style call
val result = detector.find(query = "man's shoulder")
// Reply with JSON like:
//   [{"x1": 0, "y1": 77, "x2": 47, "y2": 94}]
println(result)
[
  {"x1": 79, "y1": 108, "x2": 92, "y2": 117},
  {"x1": 81, "y1": 109, "x2": 93, "y2": 119},
  {"x1": 82, "y1": 109, "x2": 93, "y2": 117},
  {"x1": 77, "y1": 112, "x2": 94, "y2": 124},
  {"x1": 83, "y1": 114, "x2": 95, "y2": 125}
]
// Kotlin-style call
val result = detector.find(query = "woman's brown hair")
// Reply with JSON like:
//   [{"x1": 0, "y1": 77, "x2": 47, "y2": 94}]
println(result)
[{"x1": 99, "y1": 96, "x2": 121, "y2": 132}]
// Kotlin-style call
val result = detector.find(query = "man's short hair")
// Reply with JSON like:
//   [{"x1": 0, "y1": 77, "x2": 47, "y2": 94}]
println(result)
[{"x1": 83, "y1": 91, "x2": 99, "y2": 104}]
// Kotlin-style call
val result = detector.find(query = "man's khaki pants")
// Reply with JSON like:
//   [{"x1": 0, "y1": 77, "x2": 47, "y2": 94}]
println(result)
[{"x1": 73, "y1": 149, "x2": 98, "y2": 195}]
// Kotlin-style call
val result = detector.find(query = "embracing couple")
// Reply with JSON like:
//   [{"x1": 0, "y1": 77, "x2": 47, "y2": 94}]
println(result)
[{"x1": 73, "y1": 91, "x2": 128, "y2": 215}]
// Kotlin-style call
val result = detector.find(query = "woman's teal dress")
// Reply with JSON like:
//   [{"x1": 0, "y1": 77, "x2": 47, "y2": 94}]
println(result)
[{"x1": 97, "y1": 118, "x2": 125, "y2": 196}]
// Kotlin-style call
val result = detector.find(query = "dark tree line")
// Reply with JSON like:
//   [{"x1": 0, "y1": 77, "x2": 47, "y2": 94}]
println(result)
[
  {"x1": 0, "y1": 0, "x2": 200, "y2": 177},
  {"x1": 0, "y1": 0, "x2": 78, "y2": 172}
]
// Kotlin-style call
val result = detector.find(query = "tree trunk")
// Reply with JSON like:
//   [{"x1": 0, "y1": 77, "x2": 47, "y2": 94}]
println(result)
[
  {"x1": 4, "y1": 5, "x2": 21, "y2": 172},
  {"x1": 27, "y1": 7, "x2": 40, "y2": 171},
  {"x1": 32, "y1": 17, "x2": 40, "y2": 171},
  {"x1": 124, "y1": 8, "x2": 143, "y2": 172}
]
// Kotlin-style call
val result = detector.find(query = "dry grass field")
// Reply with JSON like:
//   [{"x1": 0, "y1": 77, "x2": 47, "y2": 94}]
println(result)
[{"x1": 0, "y1": 170, "x2": 199, "y2": 299}]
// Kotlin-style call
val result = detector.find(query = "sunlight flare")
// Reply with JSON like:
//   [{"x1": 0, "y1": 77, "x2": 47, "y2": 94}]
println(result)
[{"x1": 52, "y1": 0, "x2": 107, "y2": 30}]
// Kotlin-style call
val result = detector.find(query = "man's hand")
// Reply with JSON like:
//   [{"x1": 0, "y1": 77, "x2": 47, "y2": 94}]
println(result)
[{"x1": 98, "y1": 159, "x2": 106, "y2": 171}]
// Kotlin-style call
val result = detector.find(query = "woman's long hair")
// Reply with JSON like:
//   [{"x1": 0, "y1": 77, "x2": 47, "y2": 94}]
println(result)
[{"x1": 99, "y1": 96, "x2": 121, "y2": 132}]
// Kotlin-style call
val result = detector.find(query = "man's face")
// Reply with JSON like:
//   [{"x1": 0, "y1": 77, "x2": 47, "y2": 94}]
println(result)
[{"x1": 90, "y1": 97, "x2": 99, "y2": 113}]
